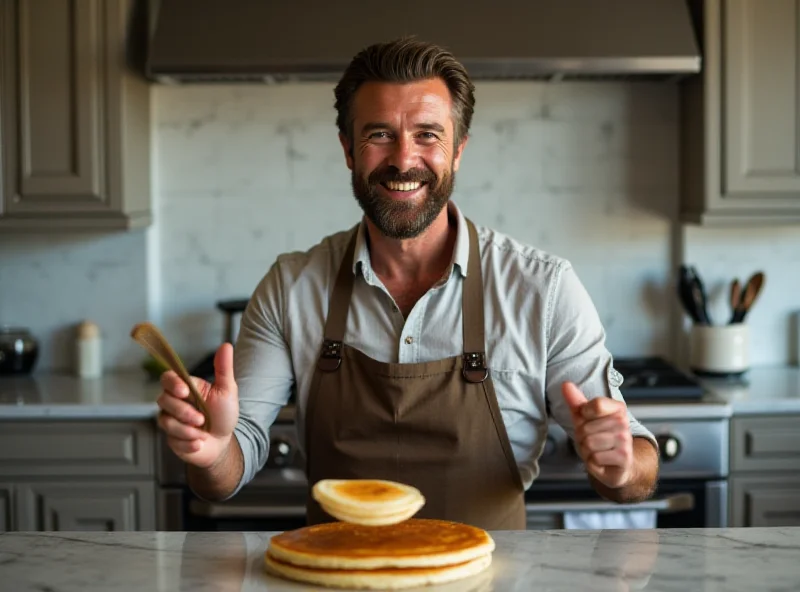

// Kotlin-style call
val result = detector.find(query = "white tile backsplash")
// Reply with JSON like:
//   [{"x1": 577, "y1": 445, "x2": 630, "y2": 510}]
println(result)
[{"x1": 2, "y1": 80, "x2": 799, "y2": 372}]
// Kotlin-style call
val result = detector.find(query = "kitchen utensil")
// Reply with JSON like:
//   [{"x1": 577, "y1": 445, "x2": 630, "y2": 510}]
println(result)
[
  {"x1": 0, "y1": 327, "x2": 39, "y2": 375},
  {"x1": 130, "y1": 322, "x2": 211, "y2": 431},
  {"x1": 731, "y1": 271, "x2": 765, "y2": 323},
  {"x1": 677, "y1": 266, "x2": 702, "y2": 323},
  {"x1": 728, "y1": 278, "x2": 741, "y2": 324},
  {"x1": 688, "y1": 266, "x2": 712, "y2": 325}
]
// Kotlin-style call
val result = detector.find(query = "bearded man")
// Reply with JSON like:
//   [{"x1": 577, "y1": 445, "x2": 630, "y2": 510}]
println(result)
[{"x1": 155, "y1": 37, "x2": 659, "y2": 530}]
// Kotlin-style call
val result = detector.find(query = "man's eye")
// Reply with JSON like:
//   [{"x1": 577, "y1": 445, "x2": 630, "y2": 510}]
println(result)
[
  {"x1": 418, "y1": 132, "x2": 438, "y2": 141},
  {"x1": 369, "y1": 131, "x2": 392, "y2": 140}
]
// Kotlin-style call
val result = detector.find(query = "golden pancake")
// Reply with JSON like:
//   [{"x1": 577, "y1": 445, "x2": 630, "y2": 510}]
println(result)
[
  {"x1": 267, "y1": 518, "x2": 495, "y2": 570},
  {"x1": 264, "y1": 551, "x2": 492, "y2": 590},
  {"x1": 312, "y1": 479, "x2": 426, "y2": 526},
  {"x1": 316, "y1": 493, "x2": 425, "y2": 526}
]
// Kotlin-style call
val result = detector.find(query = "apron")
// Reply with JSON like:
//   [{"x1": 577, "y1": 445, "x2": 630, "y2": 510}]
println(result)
[{"x1": 304, "y1": 218, "x2": 526, "y2": 530}]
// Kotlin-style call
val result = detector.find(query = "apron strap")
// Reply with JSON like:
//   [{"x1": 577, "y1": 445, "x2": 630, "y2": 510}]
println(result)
[
  {"x1": 317, "y1": 217, "x2": 488, "y2": 384},
  {"x1": 462, "y1": 219, "x2": 488, "y2": 383},
  {"x1": 317, "y1": 226, "x2": 359, "y2": 372}
]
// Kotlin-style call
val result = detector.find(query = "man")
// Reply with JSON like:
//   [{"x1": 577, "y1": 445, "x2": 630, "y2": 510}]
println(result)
[{"x1": 157, "y1": 37, "x2": 659, "y2": 530}]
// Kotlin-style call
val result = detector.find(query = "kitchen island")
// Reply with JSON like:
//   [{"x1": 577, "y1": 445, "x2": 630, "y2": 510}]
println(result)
[{"x1": 1, "y1": 528, "x2": 798, "y2": 591}]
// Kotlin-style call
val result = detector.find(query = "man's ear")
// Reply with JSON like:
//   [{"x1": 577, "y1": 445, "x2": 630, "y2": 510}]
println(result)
[
  {"x1": 452, "y1": 135, "x2": 469, "y2": 172},
  {"x1": 339, "y1": 133, "x2": 354, "y2": 170}
]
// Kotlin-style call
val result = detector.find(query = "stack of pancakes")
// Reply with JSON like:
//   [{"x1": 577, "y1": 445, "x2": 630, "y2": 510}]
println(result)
[{"x1": 264, "y1": 479, "x2": 495, "y2": 590}]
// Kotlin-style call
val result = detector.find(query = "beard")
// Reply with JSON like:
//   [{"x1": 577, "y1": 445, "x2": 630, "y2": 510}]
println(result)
[{"x1": 351, "y1": 163, "x2": 455, "y2": 240}]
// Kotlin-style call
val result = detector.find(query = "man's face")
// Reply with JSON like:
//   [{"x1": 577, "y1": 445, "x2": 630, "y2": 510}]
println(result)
[{"x1": 340, "y1": 78, "x2": 468, "y2": 240}]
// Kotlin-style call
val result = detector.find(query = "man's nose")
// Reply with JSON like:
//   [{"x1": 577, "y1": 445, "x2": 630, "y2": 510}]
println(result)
[{"x1": 386, "y1": 136, "x2": 418, "y2": 171}]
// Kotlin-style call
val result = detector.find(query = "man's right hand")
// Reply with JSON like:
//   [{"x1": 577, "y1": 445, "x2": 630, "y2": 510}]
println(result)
[{"x1": 156, "y1": 343, "x2": 240, "y2": 469}]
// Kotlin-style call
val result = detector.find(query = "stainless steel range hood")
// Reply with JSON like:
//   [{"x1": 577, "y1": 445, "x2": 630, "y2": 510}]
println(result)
[{"x1": 146, "y1": 0, "x2": 701, "y2": 83}]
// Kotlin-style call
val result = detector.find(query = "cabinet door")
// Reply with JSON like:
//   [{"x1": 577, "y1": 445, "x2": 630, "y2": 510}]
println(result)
[
  {"x1": 0, "y1": 0, "x2": 151, "y2": 229},
  {"x1": 16, "y1": 481, "x2": 155, "y2": 531},
  {"x1": 2, "y1": 0, "x2": 106, "y2": 213},
  {"x1": 730, "y1": 475, "x2": 800, "y2": 527},
  {"x1": 723, "y1": 0, "x2": 800, "y2": 199},
  {"x1": 0, "y1": 483, "x2": 13, "y2": 531}
]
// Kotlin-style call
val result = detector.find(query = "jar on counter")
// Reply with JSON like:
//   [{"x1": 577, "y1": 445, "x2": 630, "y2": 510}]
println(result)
[{"x1": 76, "y1": 320, "x2": 102, "y2": 378}]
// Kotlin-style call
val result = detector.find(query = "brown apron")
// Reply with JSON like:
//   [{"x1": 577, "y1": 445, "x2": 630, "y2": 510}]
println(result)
[{"x1": 304, "y1": 219, "x2": 526, "y2": 530}]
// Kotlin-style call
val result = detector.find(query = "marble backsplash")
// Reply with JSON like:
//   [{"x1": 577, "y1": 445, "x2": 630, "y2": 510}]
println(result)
[{"x1": 1, "y1": 81, "x2": 798, "y2": 372}]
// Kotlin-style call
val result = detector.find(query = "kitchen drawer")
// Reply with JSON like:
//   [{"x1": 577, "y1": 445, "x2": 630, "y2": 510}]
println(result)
[
  {"x1": 0, "y1": 420, "x2": 155, "y2": 477},
  {"x1": 730, "y1": 475, "x2": 800, "y2": 527},
  {"x1": 730, "y1": 415, "x2": 800, "y2": 473}
]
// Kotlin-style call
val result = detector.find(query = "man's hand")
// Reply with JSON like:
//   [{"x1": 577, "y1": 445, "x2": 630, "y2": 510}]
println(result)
[
  {"x1": 561, "y1": 381, "x2": 634, "y2": 489},
  {"x1": 156, "y1": 343, "x2": 240, "y2": 469}
]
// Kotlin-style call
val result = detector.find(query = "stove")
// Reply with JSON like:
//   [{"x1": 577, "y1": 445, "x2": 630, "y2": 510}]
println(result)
[{"x1": 613, "y1": 356, "x2": 706, "y2": 402}]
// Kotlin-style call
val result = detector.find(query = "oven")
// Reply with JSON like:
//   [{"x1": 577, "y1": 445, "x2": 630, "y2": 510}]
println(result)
[{"x1": 521, "y1": 415, "x2": 729, "y2": 529}]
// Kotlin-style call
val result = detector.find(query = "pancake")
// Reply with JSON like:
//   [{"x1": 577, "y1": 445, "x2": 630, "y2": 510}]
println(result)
[
  {"x1": 312, "y1": 479, "x2": 425, "y2": 525},
  {"x1": 266, "y1": 518, "x2": 495, "y2": 570},
  {"x1": 264, "y1": 551, "x2": 492, "y2": 590}
]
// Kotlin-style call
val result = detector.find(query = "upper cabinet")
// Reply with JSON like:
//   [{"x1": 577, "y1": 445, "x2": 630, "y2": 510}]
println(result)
[
  {"x1": 681, "y1": 0, "x2": 800, "y2": 225},
  {"x1": 0, "y1": 0, "x2": 151, "y2": 231}
]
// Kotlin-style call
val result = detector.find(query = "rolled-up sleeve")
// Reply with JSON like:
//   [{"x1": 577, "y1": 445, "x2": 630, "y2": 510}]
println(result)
[
  {"x1": 543, "y1": 263, "x2": 657, "y2": 450},
  {"x1": 227, "y1": 261, "x2": 295, "y2": 498}
]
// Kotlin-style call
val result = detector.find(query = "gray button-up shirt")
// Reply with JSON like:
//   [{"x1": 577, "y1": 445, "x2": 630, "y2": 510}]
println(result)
[{"x1": 231, "y1": 201, "x2": 655, "y2": 497}]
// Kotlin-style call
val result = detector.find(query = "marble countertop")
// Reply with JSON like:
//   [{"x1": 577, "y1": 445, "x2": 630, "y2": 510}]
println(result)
[
  {"x1": 1, "y1": 528, "x2": 799, "y2": 591},
  {"x1": 0, "y1": 371, "x2": 160, "y2": 419},
  {"x1": 698, "y1": 365, "x2": 800, "y2": 415}
]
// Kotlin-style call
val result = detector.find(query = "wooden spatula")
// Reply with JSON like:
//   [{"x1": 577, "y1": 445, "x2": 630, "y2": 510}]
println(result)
[{"x1": 131, "y1": 322, "x2": 211, "y2": 431}]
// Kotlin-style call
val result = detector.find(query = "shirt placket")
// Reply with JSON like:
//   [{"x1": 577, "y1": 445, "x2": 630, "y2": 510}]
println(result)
[{"x1": 398, "y1": 296, "x2": 426, "y2": 364}]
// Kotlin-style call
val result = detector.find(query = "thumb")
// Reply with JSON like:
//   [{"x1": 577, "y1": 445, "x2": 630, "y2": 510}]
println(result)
[
  {"x1": 561, "y1": 381, "x2": 588, "y2": 413},
  {"x1": 213, "y1": 343, "x2": 237, "y2": 394}
]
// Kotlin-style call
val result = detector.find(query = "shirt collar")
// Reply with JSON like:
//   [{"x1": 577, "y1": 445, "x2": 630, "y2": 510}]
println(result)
[{"x1": 352, "y1": 200, "x2": 471, "y2": 280}]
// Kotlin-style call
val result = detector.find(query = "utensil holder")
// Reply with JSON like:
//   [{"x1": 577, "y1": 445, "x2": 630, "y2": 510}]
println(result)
[{"x1": 689, "y1": 323, "x2": 749, "y2": 377}]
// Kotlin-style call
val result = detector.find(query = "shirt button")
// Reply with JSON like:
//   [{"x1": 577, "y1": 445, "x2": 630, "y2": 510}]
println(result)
[{"x1": 405, "y1": 336, "x2": 413, "y2": 345}]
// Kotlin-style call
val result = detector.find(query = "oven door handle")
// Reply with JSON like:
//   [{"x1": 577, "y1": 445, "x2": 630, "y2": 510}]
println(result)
[
  {"x1": 524, "y1": 493, "x2": 694, "y2": 514},
  {"x1": 189, "y1": 500, "x2": 307, "y2": 519}
]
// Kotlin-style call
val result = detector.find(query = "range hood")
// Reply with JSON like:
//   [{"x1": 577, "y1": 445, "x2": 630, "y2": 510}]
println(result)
[{"x1": 146, "y1": 0, "x2": 701, "y2": 83}]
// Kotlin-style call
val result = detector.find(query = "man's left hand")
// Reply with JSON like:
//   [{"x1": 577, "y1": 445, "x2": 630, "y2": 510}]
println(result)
[{"x1": 561, "y1": 381, "x2": 634, "y2": 490}]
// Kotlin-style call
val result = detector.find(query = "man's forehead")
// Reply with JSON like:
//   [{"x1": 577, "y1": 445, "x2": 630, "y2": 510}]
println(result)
[{"x1": 353, "y1": 79, "x2": 453, "y2": 123}]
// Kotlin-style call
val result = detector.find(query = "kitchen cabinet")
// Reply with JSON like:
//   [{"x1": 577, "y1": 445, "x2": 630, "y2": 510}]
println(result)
[
  {"x1": 0, "y1": 420, "x2": 157, "y2": 532},
  {"x1": 0, "y1": 0, "x2": 151, "y2": 231},
  {"x1": 728, "y1": 414, "x2": 800, "y2": 526},
  {"x1": 680, "y1": 0, "x2": 800, "y2": 225}
]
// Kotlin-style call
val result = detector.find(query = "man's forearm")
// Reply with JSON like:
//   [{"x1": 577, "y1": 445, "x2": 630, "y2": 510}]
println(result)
[
  {"x1": 590, "y1": 437, "x2": 660, "y2": 503},
  {"x1": 186, "y1": 436, "x2": 244, "y2": 502}
]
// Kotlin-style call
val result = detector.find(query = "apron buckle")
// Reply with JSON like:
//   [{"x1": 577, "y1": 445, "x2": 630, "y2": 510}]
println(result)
[
  {"x1": 462, "y1": 352, "x2": 488, "y2": 383},
  {"x1": 318, "y1": 339, "x2": 343, "y2": 372}
]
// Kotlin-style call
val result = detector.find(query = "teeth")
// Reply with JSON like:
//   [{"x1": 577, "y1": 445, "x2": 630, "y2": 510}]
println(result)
[{"x1": 385, "y1": 181, "x2": 422, "y2": 191}]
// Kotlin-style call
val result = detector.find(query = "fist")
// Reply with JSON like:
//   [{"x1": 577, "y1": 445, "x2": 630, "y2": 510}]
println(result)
[{"x1": 561, "y1": 381, "x2": 634, "y2": 489}]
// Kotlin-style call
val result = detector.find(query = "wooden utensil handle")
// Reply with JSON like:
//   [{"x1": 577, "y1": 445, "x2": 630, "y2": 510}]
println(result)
[{"x1": 130, "y1": 322, "x2": 211, "y2": 431}]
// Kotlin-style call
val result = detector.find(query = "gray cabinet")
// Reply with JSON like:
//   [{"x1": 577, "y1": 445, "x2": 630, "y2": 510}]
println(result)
[
  {"x1": 0, "y1": 420, "x2": 157, "y2": 532},
  {"x1": 15, "y1": 481, "x2": 155, "y2": 531},
  {"x1": 0, "y1": 484, "x2": 12, "y2": 531},
  {"x1": 0, "y1": 0, "x2": 151, "y2": 231},
  {"x1": 729, "y1": 414, "x2": 800, "y2": 527},
  {"x1": 730, "y1": 475, "x2": 800, "y2": 527},
  {"x1": 680, "y1": 0, "x2": 800, "y2": 225}
]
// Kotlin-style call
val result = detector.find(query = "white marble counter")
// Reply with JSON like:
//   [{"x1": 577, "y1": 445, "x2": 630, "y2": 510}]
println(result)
[
  {"x1": 1, "y1": 528, "x2": 798, "y2": 591},
  {"x1": 0, "y1": 371, "x2": 160, "y2": 419},
  {"x1": 699, "y1": 366, "x2": 800, "y2": 415}
]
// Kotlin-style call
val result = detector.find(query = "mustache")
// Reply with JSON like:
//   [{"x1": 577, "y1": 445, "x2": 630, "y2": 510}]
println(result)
[{"x1": 368, "y1": 166, "x2": 437, "y2": 185}]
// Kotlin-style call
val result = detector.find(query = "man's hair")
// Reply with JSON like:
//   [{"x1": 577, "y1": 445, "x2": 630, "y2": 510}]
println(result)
[{"x1": 334, "y1": 37, "x2": 476, "y2": 149}]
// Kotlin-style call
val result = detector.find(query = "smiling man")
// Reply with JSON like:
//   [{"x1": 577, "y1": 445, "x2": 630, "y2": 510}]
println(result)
[{"x1": 155, "y1": 37, "x2": 660, "y2": 530}]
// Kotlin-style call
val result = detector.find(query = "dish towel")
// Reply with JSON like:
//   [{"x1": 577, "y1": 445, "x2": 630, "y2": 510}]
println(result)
[{"x1": 563, "y1": 509, "x2": 657, "y2": 530}]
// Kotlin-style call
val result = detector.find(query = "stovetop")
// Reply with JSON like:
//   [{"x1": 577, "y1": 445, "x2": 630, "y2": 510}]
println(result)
[{"x1": 612, "y1": 356, "x2": 706, "y2": 402}]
